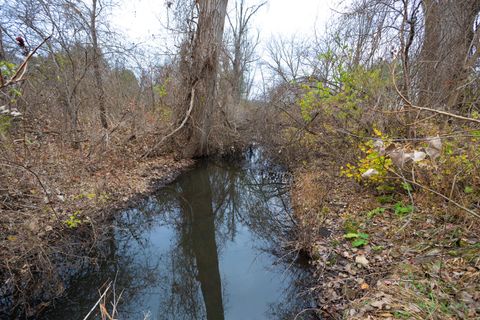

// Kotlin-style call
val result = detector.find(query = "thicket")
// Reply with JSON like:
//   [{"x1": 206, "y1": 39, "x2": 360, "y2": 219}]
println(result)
[{"x1": 255, "y1": 0, "x2": 480, "y2": 318}]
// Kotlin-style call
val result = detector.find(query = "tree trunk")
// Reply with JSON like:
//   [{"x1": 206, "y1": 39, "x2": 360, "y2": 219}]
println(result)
[
  {"x1": 0, "y1": 27, "x2": 5, "y2": 61},
  {"x1": 418, "y1": 0, "x2": 480, "y2": 110},
  {"x1": 178, "y1": 0, "x2": 229, "y2": 158},
  {"x1": 91, "y1": 0, "x2": 108, "y2": 129},
  {"x1": 231, "y1": 40, "x2": 243, "y2": 105},
  {"x1": 0, "y1": 27, "x2": 5, "y2": 94}
]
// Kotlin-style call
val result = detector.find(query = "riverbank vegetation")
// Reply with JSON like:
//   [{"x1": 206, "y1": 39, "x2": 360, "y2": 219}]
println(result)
[
  {"x1": 258, "y1": 1, "x2": 480, "y2": 318},
  {"x1": 1, "y1": 0, "x2": 480, "y2": 318}
]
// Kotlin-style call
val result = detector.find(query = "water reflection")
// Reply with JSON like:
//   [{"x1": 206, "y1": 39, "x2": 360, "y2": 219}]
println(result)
[{"x1": 42, "y1": 155, "x2": 313, "y2": 320}]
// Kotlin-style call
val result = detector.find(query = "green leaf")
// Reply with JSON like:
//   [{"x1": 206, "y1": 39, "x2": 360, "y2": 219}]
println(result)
[
  {"x1": 402, "y1": 182, "x2": 413, "y2": 192},
  {"x1": 377, "y1": 195, "x2": 394, "y2": 204},
  {"x1": 464, "y1": 186, "x2": 474, "y2": 194},
  {"x1": 471, "y1": 130, "x2": 480, "y2": 138},
  {"x1": 344, "y1": 233, "x2": 359, "y2": 239},
  {"x1": 367, "y1": 207, "x2": 385, "y2": 219},
  {"x1": 358, "y1": 232, "x2": 369, "y2": 240},
  {"x1": 394, "y1": 202, "x2": 413, "y2": 216},
  {"x1": 352, "y1": 239, "x2": 368, "y2": 247},
  {"x1": 85, "y1": 193, "x2": 96, "y2": 200}
]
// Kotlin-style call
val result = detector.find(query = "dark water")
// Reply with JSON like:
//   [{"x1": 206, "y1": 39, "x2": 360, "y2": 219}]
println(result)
[{"x1": 42, "y1": 152, "x2": 313, "y2": 320}]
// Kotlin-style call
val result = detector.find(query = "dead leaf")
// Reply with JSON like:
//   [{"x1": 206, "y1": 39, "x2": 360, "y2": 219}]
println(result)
[
  {"x1": 371, "y1": 300, "x2": 385, "y2": 309},
  {"x1": 355, "y1": 255, "x2": 369, "y2": 267}
]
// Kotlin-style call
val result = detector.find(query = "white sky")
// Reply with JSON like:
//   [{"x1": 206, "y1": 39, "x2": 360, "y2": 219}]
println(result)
[{"x1": 112, "y1": 0, "x2": 340, "y2": 51}]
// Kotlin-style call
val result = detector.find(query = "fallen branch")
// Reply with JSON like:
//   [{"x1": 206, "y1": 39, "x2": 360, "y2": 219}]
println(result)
[{"x1": 0, "y1": 159, "x2": 58, "y2": 217}]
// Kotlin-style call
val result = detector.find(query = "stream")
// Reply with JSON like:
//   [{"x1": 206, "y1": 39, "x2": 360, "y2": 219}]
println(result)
[{"x1": 42, "y1": 150, "x2": 313, "y2": 319}]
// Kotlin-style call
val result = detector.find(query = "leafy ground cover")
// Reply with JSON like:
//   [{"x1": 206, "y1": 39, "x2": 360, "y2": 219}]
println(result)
[{"x1": 290, "y1": 159, "x2": 480, "y2": 319}]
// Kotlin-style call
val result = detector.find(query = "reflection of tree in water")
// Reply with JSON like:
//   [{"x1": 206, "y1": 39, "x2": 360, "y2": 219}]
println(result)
[
  {"x1": 147, "y1": 159, "x2": 311, "y2": 319},
  {"x1": 42, "y1": 155, "x2": 313, "y2": 320}
]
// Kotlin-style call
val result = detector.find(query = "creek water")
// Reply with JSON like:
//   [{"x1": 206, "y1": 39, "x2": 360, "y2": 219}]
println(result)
[{"x1": 42, "y1": 151, "x2": 312, "y2": 320}]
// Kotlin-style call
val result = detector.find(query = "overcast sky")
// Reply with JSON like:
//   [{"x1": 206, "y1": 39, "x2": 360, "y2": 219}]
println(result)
[{"x1": 112, "y1": 0, "x2": 340, "y2": 52}]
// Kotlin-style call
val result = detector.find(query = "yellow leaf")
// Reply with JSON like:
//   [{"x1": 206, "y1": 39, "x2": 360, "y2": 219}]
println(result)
[
  {"x1": 86, "y1": 193, "x2": 96, "y2": 200},
  {"x1": 7, "y1": 235, "x2": 16, "y2": 241},
  {"x1": 360, "y1": 283, "x2": 369, "y2": 290}
]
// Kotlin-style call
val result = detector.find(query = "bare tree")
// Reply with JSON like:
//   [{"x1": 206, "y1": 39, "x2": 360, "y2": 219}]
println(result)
[
  {"x1": 176, "y1": 0, "x2": 229, "y2": 158},
  {"x1": 0, "y1": 26, "x2": 5, "y2": 61},
  {"x1": 225, "y1": 0, "x2": 265, "y2": 104},
  {"x1": 265, "y1": 35, "x2": 311, "y2": 84},
  {"x1": 90, "y1": 0, "x2": 108, "y2": 129}
]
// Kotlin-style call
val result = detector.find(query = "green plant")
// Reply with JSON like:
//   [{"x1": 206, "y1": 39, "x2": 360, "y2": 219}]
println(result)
[
  {"x1": 153, "y1": 77, "x2": 170, "y2": 98},
  {"x1": 64, "y1": 211, "x2": 82, "y2": 228},
  {"x1": 366, "y1": 207, "x2": 386, "y2": 219},
  {"x1": 344, "y1": 232, "x2": 369, "y2": 247},
  {"x1": 464, "y1": 186, "x2": 474, "y2": 194},
  {"x1": 297, "y1": 60, "x2": 388, "y2": 123},
  {"x1": 341, "y1": 129, "x2": 393, "y2": 184},
  {"x1": 0, "y1": 60, "x2": 17, "y2": 78},
  {"x1": 0, "y1": 115, "x2": 12, "y2": 136},
  {"x1": 393, "y1": 201, "x2": 413, "y2": 216},
  {"x1": 377, "y1": 195, "x2": 394, "y2": 204},
  {"x1": 393, "y1": 310, "x2": 412, "y2": 319},
  {"x1": 402, "y1": 182, "x2": 413, "y2": 192}
]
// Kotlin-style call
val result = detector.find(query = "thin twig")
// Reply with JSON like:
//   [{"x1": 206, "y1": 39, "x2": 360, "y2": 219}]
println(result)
[{"x1": 83, "y1": 281, "x2": 111, "y2": 320}]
